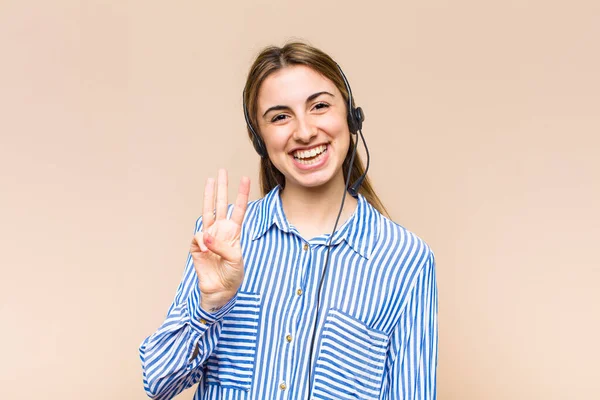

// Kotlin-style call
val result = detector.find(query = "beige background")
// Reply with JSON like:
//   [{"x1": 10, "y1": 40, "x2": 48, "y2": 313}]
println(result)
[{"x1": 1, "y1": 0, "x2": 599, "y2": 399}]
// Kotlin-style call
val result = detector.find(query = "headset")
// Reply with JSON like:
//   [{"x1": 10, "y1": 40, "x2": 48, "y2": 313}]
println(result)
[{"x1": 243, "y1": 63, "x2": 371, "y2": 396}]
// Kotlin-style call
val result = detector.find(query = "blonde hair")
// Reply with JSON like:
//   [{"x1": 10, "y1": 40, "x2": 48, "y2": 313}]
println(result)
[{"x1": 243, "y1": 42, "x2": 389, "y2": 217}]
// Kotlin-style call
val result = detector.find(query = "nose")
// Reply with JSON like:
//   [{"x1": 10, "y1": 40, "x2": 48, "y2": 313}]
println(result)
[{"x1": 292, "y1": 116, "x2": 317, "y2": 143}]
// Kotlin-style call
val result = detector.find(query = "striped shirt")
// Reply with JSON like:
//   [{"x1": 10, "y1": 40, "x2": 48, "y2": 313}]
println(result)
[{"x1": 140, "y1": 186, "x2": 438, "y2": 399}]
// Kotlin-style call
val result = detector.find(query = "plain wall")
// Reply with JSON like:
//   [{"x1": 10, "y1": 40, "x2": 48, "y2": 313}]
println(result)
[{"x1": 1, "y1": 0, "x2": 598, "y2": 399}]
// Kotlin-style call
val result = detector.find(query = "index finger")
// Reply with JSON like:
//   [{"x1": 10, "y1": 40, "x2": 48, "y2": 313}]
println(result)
[
  {"x1": 215, "y1": 169, "x2": 229, "y2": 220},
  {"x1": 230, "y1": 176, "x2": 250, "y2": 226}
]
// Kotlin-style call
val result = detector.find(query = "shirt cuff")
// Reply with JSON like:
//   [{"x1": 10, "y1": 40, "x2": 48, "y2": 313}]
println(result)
[{"x1": 187, "y1": 285, "x2": 237, "y2": 332}]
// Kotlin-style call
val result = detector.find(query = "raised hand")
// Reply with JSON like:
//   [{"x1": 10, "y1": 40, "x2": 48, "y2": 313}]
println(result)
[{"x1": 190, "y1": 169, "x2": 250, "y2": 312}]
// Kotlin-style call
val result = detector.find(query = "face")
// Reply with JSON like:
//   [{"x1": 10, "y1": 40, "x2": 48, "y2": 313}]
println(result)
[{"x1": 256, "y1": 65, "x2": 350, "y2": 191}]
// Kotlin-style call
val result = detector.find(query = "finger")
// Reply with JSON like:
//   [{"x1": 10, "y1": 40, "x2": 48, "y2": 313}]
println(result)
[
  {"x1": 194, "y1": 231, "x2": 208, "y2": 252},
  {"x1": 230, "y1": 176, "x2": 250, "y2": 226},
  {"x1": 202, "y1": 177, "x2": 216, "y2": 230},
  {"x1": 215, "y1": 169, "x2": 228, "y2": 220},
  {"x1": 204, "y1": 231, "x2": 239, "y2": 262}
]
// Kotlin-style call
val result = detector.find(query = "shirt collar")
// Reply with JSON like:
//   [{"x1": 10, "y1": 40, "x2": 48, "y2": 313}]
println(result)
[{"x1": 251, "y1": 186, "x2": 380, "y2": 259}]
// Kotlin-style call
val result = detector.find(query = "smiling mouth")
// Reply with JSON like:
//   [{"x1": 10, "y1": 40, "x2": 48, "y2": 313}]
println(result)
[{"x1": 292, "y1": 144, "x2": 328, "y2": 165}]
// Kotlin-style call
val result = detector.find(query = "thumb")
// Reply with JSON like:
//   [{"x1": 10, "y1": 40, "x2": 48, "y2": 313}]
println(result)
[{"x1": 203, "y1": 231, "x2": 239, "y2": 262}]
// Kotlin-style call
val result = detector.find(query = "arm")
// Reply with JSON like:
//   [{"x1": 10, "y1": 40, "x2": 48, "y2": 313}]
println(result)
[
  {"x1": 139, "y1": 217, "x2": 238, "y2": 399},
  {"x1": 140, "y1": 170, "x2": 251, "y2": 399},
  {"x1": 385, "y1": 252, "x2": 439, "y2": 400}
]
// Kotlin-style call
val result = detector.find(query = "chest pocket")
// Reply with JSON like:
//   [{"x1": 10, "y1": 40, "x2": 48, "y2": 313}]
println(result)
[
  {"x1": 205, "y1": 292, "x2": 261, "y2": 390},
  {"x1": 312, "y1": 309, "x2": 389, "y2": 400}
]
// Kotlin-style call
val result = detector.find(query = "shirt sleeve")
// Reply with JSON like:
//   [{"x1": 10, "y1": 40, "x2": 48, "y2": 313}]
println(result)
[
  {"x1": 385, "y1": 251, "x2": 439, "y2": 400},
  {"x1": 138, "y1": 216, "x2": 238, "y2": 400}
]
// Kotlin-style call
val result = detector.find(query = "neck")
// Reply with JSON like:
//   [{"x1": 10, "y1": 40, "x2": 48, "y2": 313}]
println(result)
[{"x1": 279, "y1": 173, "x2": 358, "y2": 240}]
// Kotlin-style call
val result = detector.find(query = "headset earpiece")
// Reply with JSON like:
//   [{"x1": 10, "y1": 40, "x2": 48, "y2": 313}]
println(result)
[
  {"x1": 336, "y1": 64, "x2": 364, "y2": 134},
  {"x1": 348, "y1": 106, "x2": 364, "y2": 133},
  {"x1": 243, "y1": 93, "x2": 268, "y2": 158},
  {"x1": 250, "y1": 128, "x2": 267, "y2": 158}
]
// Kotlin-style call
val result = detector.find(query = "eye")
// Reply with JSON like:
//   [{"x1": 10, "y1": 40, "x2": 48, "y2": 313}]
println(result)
[
  {"x1": 313, "y1": 102, "x2": 330, "y2": 111},
  {"x1": 271, "y1": 114, "x2": 289, "y2": 123}
]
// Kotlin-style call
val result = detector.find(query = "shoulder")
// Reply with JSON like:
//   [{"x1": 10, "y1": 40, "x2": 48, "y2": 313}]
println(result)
[
  {"x1": 369, "y1": 205, "x2": 435, "y2": 274},
  {"x1": 379, "y1": 214, "x2": 433, "y2": 255},
  {"x1": 241, "y1": 196, "x2": 266, "y2": 225}
]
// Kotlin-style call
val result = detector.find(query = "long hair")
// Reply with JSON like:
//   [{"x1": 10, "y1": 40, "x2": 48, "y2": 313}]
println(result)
[{"x1": 243, "y1": 42, "x2": 389, "y2": 217}]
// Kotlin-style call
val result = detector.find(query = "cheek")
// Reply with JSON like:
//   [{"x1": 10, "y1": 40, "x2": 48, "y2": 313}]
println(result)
[
  {"x1": 261, "y1": 127, "x2": 289, "y2": 152},
  {"x1": 319, "y1": 112, "x2": 349, "y2": 137}
]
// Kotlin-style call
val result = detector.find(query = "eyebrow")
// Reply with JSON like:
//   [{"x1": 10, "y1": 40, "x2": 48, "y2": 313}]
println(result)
[{"x1": 261, "y1": 91, "x2": 334, "y2": 118}]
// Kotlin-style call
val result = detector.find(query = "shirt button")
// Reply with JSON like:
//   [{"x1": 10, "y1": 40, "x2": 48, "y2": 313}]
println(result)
[
  {"x1": 285, "y1": 334, "x2": 292, "y2": 342},
  {"x1": 303, "y1": 243, "x2": 308, "y2": 251},
  {"x1": 199, "y1": 318, "x2": 207, "y2": 325},
  {"x1": 296, "y1": 288, "x2": 303, "y2": 296},
  {"x1": 279, "y1": 381, "x2": 287, "y2": 390}
]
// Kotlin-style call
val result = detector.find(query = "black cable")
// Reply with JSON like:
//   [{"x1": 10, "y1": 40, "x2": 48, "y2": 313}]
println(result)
[
  {"x1": 358, "y1": 129, "x2": 370, "y2": 179},
  {"x1": 306, "y1": 130, "x2": 362, "y2": 397},
  {"x1": 349, "y1": 129, "x2": 370, "y2": 196}
]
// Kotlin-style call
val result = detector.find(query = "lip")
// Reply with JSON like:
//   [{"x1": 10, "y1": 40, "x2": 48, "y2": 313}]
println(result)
[
  {"x1": 289, "y1": 144, "x2": 330, "y2": 170},
  {"x1": 288, "y1": 143, "x2": 329, "y2": 154}
]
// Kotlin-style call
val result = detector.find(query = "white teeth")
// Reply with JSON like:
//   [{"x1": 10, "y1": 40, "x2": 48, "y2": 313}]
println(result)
[
  {"x1": 296, "y1": 150, "x2": 326, "y2": 165},
  {"x1": 293, "y1": 145, "x2": 326, "y2": 160}
]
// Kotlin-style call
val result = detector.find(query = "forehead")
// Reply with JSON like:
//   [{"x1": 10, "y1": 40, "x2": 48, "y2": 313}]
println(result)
[{"x1": 257, "y1": 65, "x2": 340, "y2": 110}]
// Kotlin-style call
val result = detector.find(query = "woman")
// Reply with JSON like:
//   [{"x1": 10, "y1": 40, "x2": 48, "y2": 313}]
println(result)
[{"x1": 140, "y1": 42, "x2": 438, "y2": 400}]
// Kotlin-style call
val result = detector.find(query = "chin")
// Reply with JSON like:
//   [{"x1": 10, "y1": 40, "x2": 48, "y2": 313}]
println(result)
[{"x1": 285, "y1": 168, "x2": 343, "y2": 190}]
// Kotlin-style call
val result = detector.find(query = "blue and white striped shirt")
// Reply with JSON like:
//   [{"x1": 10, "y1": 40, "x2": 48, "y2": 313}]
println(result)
[{"x1": 140, "y1": 186, "x2": 438, "y2": 399}]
